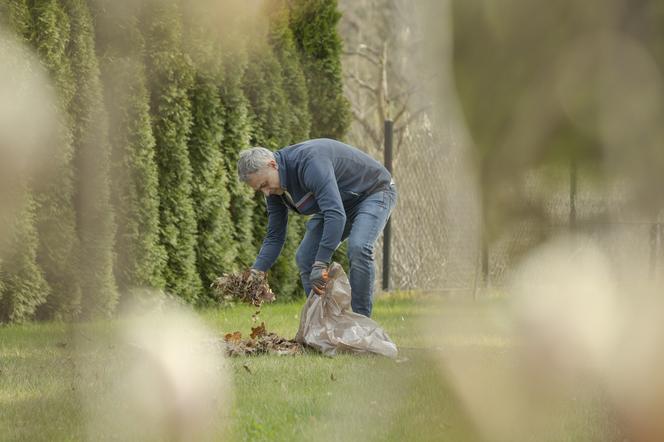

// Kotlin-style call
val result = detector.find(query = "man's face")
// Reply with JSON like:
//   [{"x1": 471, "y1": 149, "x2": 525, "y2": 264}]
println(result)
[{"x1": 246, "y1": 160, "x2": 283, "y2": 196}]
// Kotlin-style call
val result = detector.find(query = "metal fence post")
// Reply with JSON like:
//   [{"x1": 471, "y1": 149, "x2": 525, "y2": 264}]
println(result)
[
  {"x1": 570, "y1": 157, "x2": 577, "y2": 230},
  {"x1": 382, "y1": 119, "x2": 393, "y2": 291},
  {"x1": 650, "y1": 222, "x2": 660, "y2": 281}
]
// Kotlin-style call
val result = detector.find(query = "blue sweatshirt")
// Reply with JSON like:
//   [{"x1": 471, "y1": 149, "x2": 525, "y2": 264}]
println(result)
[{"x1": 252, "y1": 138, "x2": 392, "y2": 272}]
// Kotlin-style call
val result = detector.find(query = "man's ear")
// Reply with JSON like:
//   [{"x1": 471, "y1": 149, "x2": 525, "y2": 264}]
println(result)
[{"x1": 269, "y1": 159, "x2": 278, "y2": 169}]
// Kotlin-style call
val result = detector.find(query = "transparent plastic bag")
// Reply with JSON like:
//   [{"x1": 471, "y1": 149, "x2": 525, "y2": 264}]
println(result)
[{"x1": 295, "y1": 262, "x2": 398, "y2": 358}]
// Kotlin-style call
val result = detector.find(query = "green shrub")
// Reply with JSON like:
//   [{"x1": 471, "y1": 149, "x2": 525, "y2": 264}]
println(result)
[
  {"x1": 64, "y1": 0, "x2": 117, "y2": 318},
  {"x1": 143, "y1": 1, "x2": 202, "y2": 302},
  {"x1": 31, "y1": 0, "x2": 82, "y2": 320}
]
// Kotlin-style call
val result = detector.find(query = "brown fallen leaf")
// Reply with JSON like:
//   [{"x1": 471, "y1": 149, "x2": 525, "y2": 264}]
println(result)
[
  {"x1": 223, "y1": 331, "x2": 242, "y2": 344},
  {"x1": 250, "y1": 322, "x2": 267, "y2": 339},
  {"x1": 242, "y1": 363, "x2": 252, "y2": 374},
  {"x1": 222, "y1": 330, "x2": 304, "y2": 357}
]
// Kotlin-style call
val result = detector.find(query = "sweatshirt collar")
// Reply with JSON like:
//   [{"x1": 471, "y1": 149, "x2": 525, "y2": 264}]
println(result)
[{"x1": 274, "y1": 150, "x2": 287, "y2": 190}]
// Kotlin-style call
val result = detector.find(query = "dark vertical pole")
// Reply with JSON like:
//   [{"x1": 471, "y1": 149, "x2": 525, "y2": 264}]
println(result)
[
  {"x1": 382, "y1": 120, "x2": 393, "y2": 291},
  {"x1": 570, "y1": 156, "x2": 577, "y2": 230},
  {"x1": 659, "y1": 223, "x2": 663, "y2": 284},
  {"x1": 481, "y1": 235, "x2": 488, "y2": 288},
  {"x1": 480, "y1": 162, "x2": 489, "y2": 293},
  {"x1": 649, "y1": 222, "x2": 658, "y2": 281}
]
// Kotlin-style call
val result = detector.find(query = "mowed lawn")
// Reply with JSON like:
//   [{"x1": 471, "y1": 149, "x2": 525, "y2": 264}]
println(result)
[{"x1": 0, "y1": 293, "x2": 619, "y2": 441}]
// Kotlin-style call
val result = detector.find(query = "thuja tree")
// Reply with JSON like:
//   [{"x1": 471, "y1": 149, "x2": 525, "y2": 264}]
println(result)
[
  {"x1": 242, "y1": 32, "x2": 306, "y2": 299},
  {"x1": 96, "y1": 10, "x2": 167, "y2": 295},
  {"x1": 0, "y1": 18, "x2": 50, "y2": 322},
  {"x1": 64, "y1": 0, "x2": 117, "y2": 318},
  {"x1": 1, "y1": 0, "x2": 30, "y2": 37},
  {"x1": 242, "y1": 35, "x2": 287, "y2": 264},
  {"x1": 288, "y1": 0, "x2": 350, "y2": 139},
  {"x1": 103, "y1": 56, "x2": 167, "y2": 294},
  {"x1": 266, "y1": 0, "x2": 311, "y2": 299},
  {"x1": 30, "y1": 0, "x2": 82, "y2": 319},
  {"x1": 219, "y1": 44, "x2": 256, "y2": 268},
  {"x1": 184, "y1": 17, "x2": 236, "y2": 302},
  {"x1": 242, "y1": 38, "x2": 290, "y2": 151},
  {"x1": 267, "y1": 0, "x2": 310, "y2": 142},
  {"x1": 94, "y1": 1, "x2": 165, "y2": 295},
  {"x1": 289, "y1": 0, "x2": 351, "y2": 272},
  {"x1": 0, "y1": 191, "x2": 50, "y2": 322},
  {"x1": 143, "y1": 1, "x2": 201, "y2": 302}
]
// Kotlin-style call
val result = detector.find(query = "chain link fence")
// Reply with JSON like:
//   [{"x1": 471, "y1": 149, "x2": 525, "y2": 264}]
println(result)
[
  {"x1": 371, "y1": 123, "x2": 664, "y2": 294},
  {"x1": 338, "y1": 0, "x2": 664, "y2": 295}
]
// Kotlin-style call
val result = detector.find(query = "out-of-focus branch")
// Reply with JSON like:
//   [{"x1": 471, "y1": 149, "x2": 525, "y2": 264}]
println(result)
[
  {"x1": 347, "y1": 72, "x2": 378, "y2": 94},
  {"x1": 393, "y1": 100, "x2": 409, "y2": 125},
  {"x1": 351, "y1": 106, "x2": 382, "y2": 146},
  {"x1": 395, "y1": 105, "x2": 430, "y2": 133},
  {"x1": 357, "y1": 43, "x2": 381, "y2": 59},
  {"x1": 389, "y1": 83, "x2": 419, "y2": 103},
  {"x1": 343, "y1": 50, "x2": 380, "y2": 66}
]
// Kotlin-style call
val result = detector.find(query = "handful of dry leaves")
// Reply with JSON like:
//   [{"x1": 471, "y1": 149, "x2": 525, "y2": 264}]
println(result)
[
  {"x1": 213, "y1": 271, "x2": 301, "y2": 356},
  {"x1": 211, "y1": 269, "x2": 276, "y2": 307},
  {"x1": 223, "y1": 322, "x2": 303, "y2": 357}
]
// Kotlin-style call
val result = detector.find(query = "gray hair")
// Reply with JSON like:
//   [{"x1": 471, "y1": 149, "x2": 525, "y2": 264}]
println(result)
[{"x1": 237, "y1": 147, "x2": 275, "y2": 182}]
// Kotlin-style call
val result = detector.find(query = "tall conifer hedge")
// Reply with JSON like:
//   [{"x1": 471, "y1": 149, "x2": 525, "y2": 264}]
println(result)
[
  {"x1": 185, "y1": 18, "x2": 237, "y2": 301},
  {"x1": 93, "y1": 2, "x2": 167, "y2": 295},
  {"x1": 31, "y1": 0, "x2": 82, "y2": 320},
  {"x1": 103, "y1": 56, "x2": 168, "y2": 294},
  {"x1": 288, "y1": 0, "x2": 350, "y2": 139},
  {"x1": 220, "y1": 46, "x2": 256, "y2": 269},
  {"x1": 0, "y1": 0, "x2": 50, "y2": 322},
  {"x1": 64, "y1": 0, "x2": 117, "y2": 318},
  {"x1": 144, "y1": 1, "x2": 202, "y2": 302},
  {"x1": 0, "y1": 192, "x2": 49, "y2": 322},
  {"x1": 0, "y1": 0, "x2": 350, "y2": 320}
]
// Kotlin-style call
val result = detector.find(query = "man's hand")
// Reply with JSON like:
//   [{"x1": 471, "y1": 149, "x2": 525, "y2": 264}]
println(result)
[
  {"x1": 249, "y1": 268, "x2": 265, "y2": 280},
  {"x1": 309, "y1": 261, "x2": 329, "y2": 296}
]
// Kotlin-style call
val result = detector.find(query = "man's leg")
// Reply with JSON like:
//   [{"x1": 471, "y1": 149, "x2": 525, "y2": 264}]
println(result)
[
  {"x1": 346, "y1": 187, "x2": 397, "y2": 317},
  {"x1": 295, "y1": 214, "x2": 324, "y2": 297}
]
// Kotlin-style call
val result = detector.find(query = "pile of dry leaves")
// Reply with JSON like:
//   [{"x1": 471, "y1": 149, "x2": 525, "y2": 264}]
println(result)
[
  {"x1": 212, "y1": 270, "x2": 303, "y2": 357},
  {"x1": 223, "y1": 323, "x2": 303, "y2": 356}
]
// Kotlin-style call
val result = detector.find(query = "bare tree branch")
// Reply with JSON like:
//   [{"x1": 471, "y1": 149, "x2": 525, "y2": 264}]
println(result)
[
  {"x1": 347, "y1": 72, "x2": 378, "y2": 94},
  {"x1": 392, "y1": 100, "x2": 410, "y2": 125},
  {"x1": 351, "y1": 101, "x2": 379, "y2": 119},
  {"x1": 351, "y1": 107, "x2": 382, "y2": 146},
  {"x1": 343, "y1": 12, "x2": 361, "y2": 32},
  {"x1": 389, "y1": 83, "x2": 419, "y2": 102},
  {"x1": 356, "y1": 43, "x2": 382, "y2": 59},
  {"x1": 343, "y1": 50, "x2": 380, "y2": 66},
  {"x1": 395, "y1": 106, "x2": 431, "y2": 133}
]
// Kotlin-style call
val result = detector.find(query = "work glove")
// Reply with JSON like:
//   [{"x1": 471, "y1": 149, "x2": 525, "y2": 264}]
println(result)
[
  {"x1": 309, "y1": 261, "x2": 329, "y2": 296},
  {"x1": 250, "y1": 268, "x2": 264, "y2": 276},
  {"x1": 249, "y1": 268, "x2": 265, "y2": 280}
]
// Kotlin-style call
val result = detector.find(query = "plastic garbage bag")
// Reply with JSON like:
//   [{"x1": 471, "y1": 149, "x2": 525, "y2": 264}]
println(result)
[{"x1": 295, "y1": 262, "x2": 398, "y2": 358}]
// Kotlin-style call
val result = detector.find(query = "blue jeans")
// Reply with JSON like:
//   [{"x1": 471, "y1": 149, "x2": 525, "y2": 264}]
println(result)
[{"x1": 295, "y1": 185, "x2": 397, "y2": 317}]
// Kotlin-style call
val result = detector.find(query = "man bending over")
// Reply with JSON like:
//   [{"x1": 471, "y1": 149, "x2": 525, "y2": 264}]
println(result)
[{"x1": 237, "y1": 138, "x2": 396, "y2": 317}]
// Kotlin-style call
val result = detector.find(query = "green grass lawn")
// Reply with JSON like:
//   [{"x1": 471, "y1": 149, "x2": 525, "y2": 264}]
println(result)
[{"x1": 0, "y1": 293, "x2": 620, "y2": 441}]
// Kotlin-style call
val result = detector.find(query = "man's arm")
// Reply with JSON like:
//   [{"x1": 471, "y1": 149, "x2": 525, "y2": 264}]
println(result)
[
  {"x1": 302, "y1": 158, "x2": 346, "y2": 264},
  {"x1": 252, "y1": 196, "x2": 288, "y2": 272}
]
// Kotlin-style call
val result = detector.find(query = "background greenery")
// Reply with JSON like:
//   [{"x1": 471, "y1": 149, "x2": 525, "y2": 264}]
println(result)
[{"x1": 0, "y1": 0, "x2": 351, "y2": 322}]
